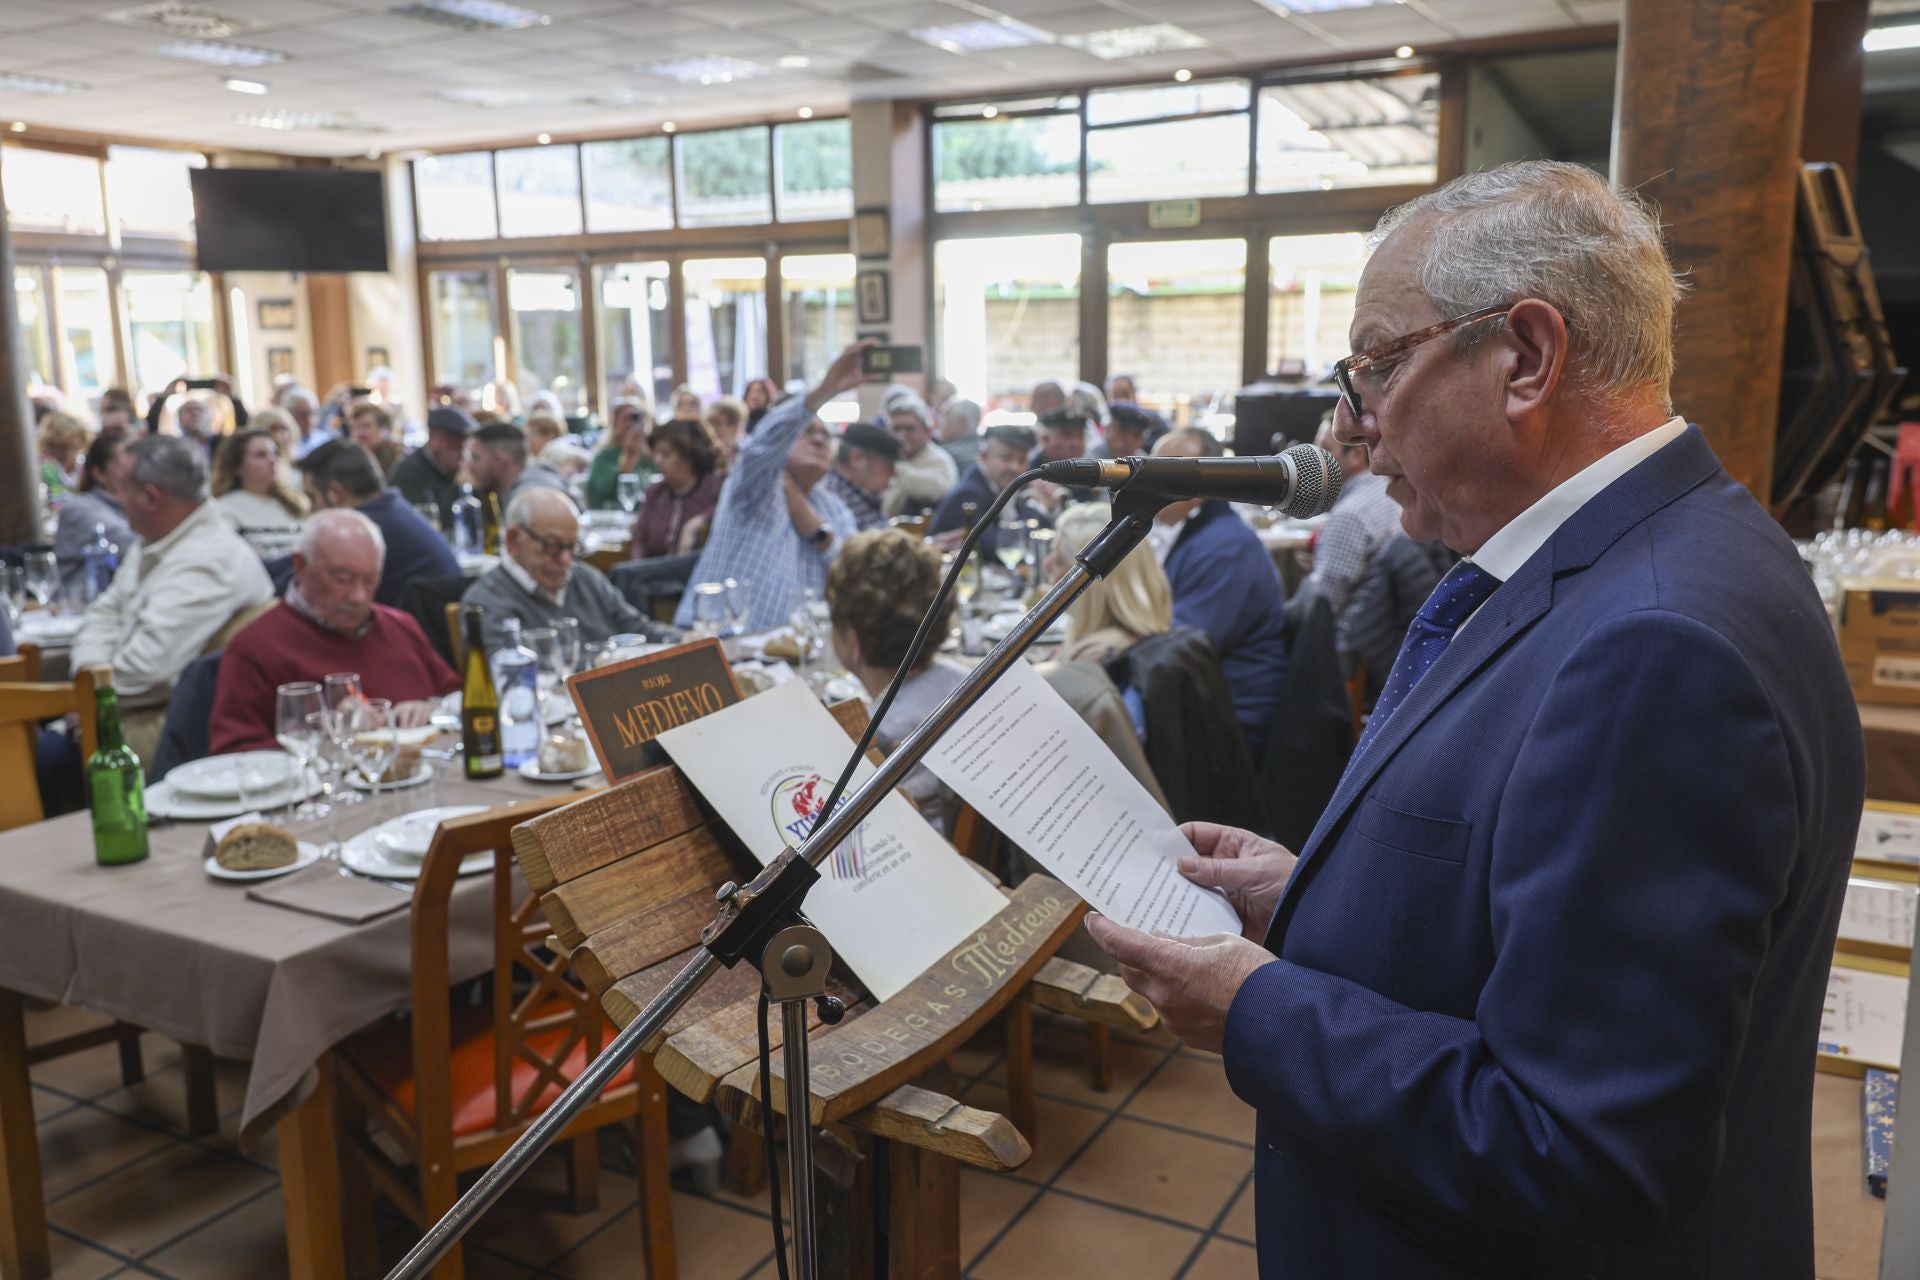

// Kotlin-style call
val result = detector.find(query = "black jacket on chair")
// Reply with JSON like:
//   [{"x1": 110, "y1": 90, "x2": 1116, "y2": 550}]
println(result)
[
  {"x1": 1345, "y1": 535, "x2": 1454, "y2": 707},
  {"x1": 1104, "y1": 625, "x2": 1265, "y2": 832},
  {"x1": 1260, "y1": 594, "x2": 1354, "y2": 852}
]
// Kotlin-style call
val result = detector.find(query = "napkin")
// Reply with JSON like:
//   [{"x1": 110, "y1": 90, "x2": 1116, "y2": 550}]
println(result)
[{"x1": 245, "y1": 861, "x2": 411, "y2": 924}]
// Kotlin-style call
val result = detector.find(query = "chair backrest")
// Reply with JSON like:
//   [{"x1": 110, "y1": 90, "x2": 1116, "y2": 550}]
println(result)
[
  {"x1": 0, "y1": 643, "x2": 41, "y2": 683},
  {"x1": 149, "y1": 652, "x2": 223, "y2": 784},
  {"x1": 204, "y1": 598, "x2": 277, "y2": 657},
  {"x1": 1108, "y1": 626, "x2": 1265, "y2": 830},
  {"x1": 1262, "y1": 594, "x2": 1354, "y2": 850},
  {"x1": 609, "y1": 554, "x2": 699, "y2": 625},
  {"x1": 406, "y1": 791, "x2": 603, "y2": 1156},
  {"x1": 0, "y1": 665, "x2": 109, "y2": 832}
]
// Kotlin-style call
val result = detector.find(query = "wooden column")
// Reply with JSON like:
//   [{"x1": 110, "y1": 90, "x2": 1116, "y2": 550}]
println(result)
[
  {"x1": 0, "y1": 173, "x2": 41, "y2": 546},
  {"x1": 1802, "y1": 0, "x2": 1869, "y2": 182},
  {"x1": 1611, "y1": 0, "x2": 1815, "y2": 499},
  {"x1": 306, "y1": 273, "x2": 356, "y2": 394}
]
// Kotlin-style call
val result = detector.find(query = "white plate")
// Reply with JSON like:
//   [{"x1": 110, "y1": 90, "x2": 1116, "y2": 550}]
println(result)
[
  {"x1": 204, "y1": 841, "x2": 324, "y2": 882},
  {"x1": 348, "y1": 762, "x2": 432, "y2": 791},
  {"x1": 341, "y1": 830, "x2": 492, "y2": 881},
  {"x1": 435, "y1": 691, "x2": 570, "y2": 727},
  {"x1": 16, "y1": 613, "x2": 82, "y2": 643},
  {"x1": 164, "y1": 751, "x2": 301, "y2": 800},
  {"x1": 146, "y1": 777, "x2": 315, "y2": 821},
  {"x1": 517, "y1": 760, "x2": 601, "y2": 783},
  {"x1": 366, "y1": 805, "x2": 486, "y2": 859}
]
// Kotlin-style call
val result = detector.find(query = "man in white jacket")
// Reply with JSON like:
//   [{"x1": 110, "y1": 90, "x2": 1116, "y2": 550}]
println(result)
[{"x1": 71, "y1": 436, "x2": 274, "y2": 765}]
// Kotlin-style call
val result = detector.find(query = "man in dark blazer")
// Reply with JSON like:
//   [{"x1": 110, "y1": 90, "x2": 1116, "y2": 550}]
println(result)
[{"x1": 1088, "y1": 160, "x2": 1865, "y2": 1279}]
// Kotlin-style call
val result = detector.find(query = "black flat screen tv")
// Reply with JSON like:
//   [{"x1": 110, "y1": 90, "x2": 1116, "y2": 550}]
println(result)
[{"x1": 189, "y1": 168, "x2": 388, "y2": 273}]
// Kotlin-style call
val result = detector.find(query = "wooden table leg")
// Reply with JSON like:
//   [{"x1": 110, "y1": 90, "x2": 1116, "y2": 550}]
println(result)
[
  {"x1": 885, "y1": 1140, "x2": 960, "y2": 1280},
  {"x1": 278, "y1": 1054, "x2": 346, "y2": 1280},
  {"x1": 0, "y1": 989, "x2": 48, "y2": 1280}
]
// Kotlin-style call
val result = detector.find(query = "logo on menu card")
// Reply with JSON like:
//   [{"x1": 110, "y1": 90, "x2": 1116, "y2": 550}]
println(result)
[{"x1": 771, "y1": 772, "x2": 868, "y2": 880}]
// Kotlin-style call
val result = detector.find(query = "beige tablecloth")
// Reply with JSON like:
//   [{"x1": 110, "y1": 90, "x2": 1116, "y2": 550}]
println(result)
[{"x1": 0, "y1": 766, "x2": 580, "y2": 1147}]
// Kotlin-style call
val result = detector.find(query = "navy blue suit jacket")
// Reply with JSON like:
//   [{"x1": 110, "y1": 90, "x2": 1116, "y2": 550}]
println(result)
[
  {"x1": 1163, "y1": 500, "x2": 1289, "y2": 748},
  {"x1": 1224, "y1": 427, "x2": 1864, "y2": 1278}
]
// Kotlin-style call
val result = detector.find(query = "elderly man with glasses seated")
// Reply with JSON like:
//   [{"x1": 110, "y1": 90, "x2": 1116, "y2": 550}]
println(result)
[{"x1": 461, "y1": 487, "x2": 680, "y2": 656}]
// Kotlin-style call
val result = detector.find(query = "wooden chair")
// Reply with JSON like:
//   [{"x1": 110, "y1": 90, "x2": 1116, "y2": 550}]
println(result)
[
  {"x1": 0, "y1": 642, "x2": 41, "y2": 683},
  {"x1": 336, "y1": 795, "x2": 677, "y2": 1280}
]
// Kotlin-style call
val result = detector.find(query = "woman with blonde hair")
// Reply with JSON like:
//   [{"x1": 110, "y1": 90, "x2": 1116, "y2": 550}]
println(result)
[
  {"x1": 213, "y1": 428, "x2": 307, "y2": 558},
  {"x1": 705, "y1": 396, "x2": 747, "y2": 468},
  {"x1": 37, "y1": 411, "x2": 90, "y2": 503}
]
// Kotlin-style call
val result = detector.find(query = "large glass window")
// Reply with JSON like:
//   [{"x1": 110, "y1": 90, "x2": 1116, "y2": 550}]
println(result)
[
  {"x1": 495, "y1": 145, "x2": 583, "y2": 238},
  {"x1": 780, "y1": 254, "x2": 856, "y2": 388},
  {"x1": 676, "y1": 127, "x2": 772, "y2": 227},
  {"x1": 933, "y1": 110, "x2": 1081, "y2": 213},
  {"x1": 582, "y1": 138, "x2": 672, "y2": 233},
  {"x1": 774, "y1": 119, "x2": 853, "y2": 221},
  {"x1": 106, "y1": 146, "x2": 203, "y2": 238},
  {"x1": 415, "y1": 151, "x2": 498, "y2": 241},
  {"x1": 507, "y1": 269, "x2": 586, "y2": 415},
  {"x1": 595, "y1": 260, "x2": 674, "y2": 411},
  {"x1": 934, "y1": 233, "x2": 1081, "y2": 418},
  {"x1": 14, "y1": 269, "x2": 52, "y2": 391},
  {"x1": 1088, "y1": 116, "x2": 1251, "y2": 204},
  {"x1": 1, "y1": 146, "x2": 105, "y2": 235},
  {"x1": 1107, "y1": 239, "x2": 1246, "y2": 428},
  {"x1": 427, "y1": 269, "x2": 497, "y2": 397},
  {"x1": 682, "y1": 257, "x2": 767, "y2": 399},
  {"x1": 1257, "y1": 73, "x2": 1440, "y2": 193},
  {"x1": 122, "y1": 270, "x2": 217, "y2": 401},
  {"x1": 1267, "y1": 233, "x2": 1368, "y2": 379},
  {"x1": 55, "y1": 268, "x2": 118, "y2": 401}
]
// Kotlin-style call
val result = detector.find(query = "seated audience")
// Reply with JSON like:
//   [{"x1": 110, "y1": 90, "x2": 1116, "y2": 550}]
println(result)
[
  {"x1": 1030, "y1": 380, "x2": 1068, "y2": 420},
  {"x1": 250, "y1": 405, "x2": 301, "y2": 471},
  {"x1": 1031, "y1": 409, "x2": 1097, "y2": 503},
  {"x1": 208, "y1": 510, "x2": 460, "y2": 754},
  {"x1": 389, "y1": 406, "x2": 472, "y2": 531},
  {"x1": 675, "y1": 344, "x2": 867, "y2": 632},
  {"x1": 71, "y1": 436, "x2": 274, "y2": 763},
  {"x1": 296, "y1": 441, "x2": 460, "y2": 607},
  {"x1": 524, "y1": 412, "x2": 566, "y2": 459},
  {"x1": 930, "y1": 426, "x2": 1051, "y2": 554},
  {"x1": 928, "y1": 378, "x2": 957, "y2": 414},
  {"x1": 884, "y1": 395, "x2": 957, "y2": 517},
  {"x1": 1148, "y1": 427, "x2": 1290, "y2": 750},
  {"x1": 283, "y1": 386, "x2": 327, "y2": 457},
  {"x1": 707, "y1": 396, "x2": 746, "y2": 468},
  {"x1": 826, "y1": 530, "x2": 969, "y2": 829},
  {"x1": 632, "y1": 418, "x2": 726, "y2": 558},
  {"x1": 1105, "y1": 372, "x2": 1169, "y2": 444},
  {"x1": 1303, "y1": 416, "x2": 1407, "y2": 664},
  {"x1": 586, "y1": 399, "x2": 654, "y2": 508},
  {"x1": 146, "y1": 374, "x2": 248, "y2": 438},
  {"x1": 1047, "y1": 501, "x2": 1173, "y2": 738},
  {"x1": 38, "y1": 412, "x2": 88, "y2": 503},
  {"x1": 1067, "y1": 381, "x2": 1109, "y2": 432},
  {"x1": 468, "y1": 421, "x2": 569, "y2": 513},
  {"x1": 348, "y1": 403, "x2": 404, "y2": 475},
  {"x1": 822, "y1": 423, "x2": 899, "y2": 532},
  {"x1": 672, "y1": 385, "x2": 703, "y2": 420},
  {"x1": 743, "y1": 378, "x2": 777, "y2": 432},
  {"x1": 937, "y1": 398, "x2": 982, "y2": 473},
  {"x1": 54, "y1": 432, "x2": 136, "y2": 591},
  {"x1": 213, "y1": 429, "x2": 308, "y2": 559},
  {"x1": 96, "y1": 395, "x2": 139, "y2": 437},
  {"x1": 541, "y1": 438, "x2": 593, "y2": 482},
  {"x1": 1091, "y1": 402, "x2": 1153, "y2": 461},
  {"x1": 464, "y1": 489, "x2": 679, "y2": 655},
  {"x1": 526, "y1": 389, "x2": 565, "y2": 421}
]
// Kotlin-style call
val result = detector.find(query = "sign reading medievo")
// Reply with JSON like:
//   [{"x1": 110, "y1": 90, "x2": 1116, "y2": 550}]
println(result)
[{"x1": 566, "y1": 638, "x2": 743, "y2": 782}]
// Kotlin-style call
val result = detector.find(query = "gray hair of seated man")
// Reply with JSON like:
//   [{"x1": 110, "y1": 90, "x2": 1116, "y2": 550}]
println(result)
[
  {"x1": 127, "y1": 434, "x2": 210, "y2": 504},
  {"x1": 297, "y1": 506, "x2": 387, "y2": 567}
]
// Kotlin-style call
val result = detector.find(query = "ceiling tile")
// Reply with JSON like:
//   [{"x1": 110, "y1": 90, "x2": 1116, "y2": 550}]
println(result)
[
  {"x1": 671, "y1": 0, "x2": 817, "y2": 25},
  {"x1": 1293, "y1": 7, "x2": 1450, "y2": 42}
]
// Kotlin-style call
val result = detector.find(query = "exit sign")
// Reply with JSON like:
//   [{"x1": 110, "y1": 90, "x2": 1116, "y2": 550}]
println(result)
[{"x1": 1148, "y1": 199, "x2": 1202, "y2": 229}]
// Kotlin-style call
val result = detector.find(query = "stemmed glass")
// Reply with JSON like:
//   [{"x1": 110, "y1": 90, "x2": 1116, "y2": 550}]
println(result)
[
  {"x1": 23, "y1": 552, "x2": 57, "y2": 615},
  {"x1": 307, "y1": 711, "x2": 346, "y2": 859},
  {"x1": 349, "y1": 699, "x2": 397, "y2": 819},
  {"x1": 689, "y1": 581, "x2": 732, "y2": 641},
  {"x1": 617, "y1": 472, "x2": 644, "y2": 515},
  {"x1": 2, "y1": 566, "x2": 22, "y2": 632},
  {"x1": 721, "y1": 578, "x2": 749, "y2": 638},
  {"x1": 273, "y1": 682, "x2": 329, "y2": 823},
  {"x1": 788, "y1": 588, "x2": 821, "y2": 679},
  {"x1": 524, "y1": 627, "x2": 562, "y2": 724},
  {"x1": 322, "y1": 673, "x2": 366, "y2": 808},
  {"x1": 554, "y1": 617, "x2": 582, "y2": 680},
  {"x1": 995, "y1": 509, "x2": 1028, "y2": 596}
]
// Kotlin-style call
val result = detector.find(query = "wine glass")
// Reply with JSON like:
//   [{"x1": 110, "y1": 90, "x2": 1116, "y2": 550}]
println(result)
[
  {"x1": 23, "y1": 552, "x2": 57, "y2": 615},
  {"x1": 273, "y1": 682, "x2": 330, "y2": 822},
  {"x1": 553, "y1": 616, "x2": 582, "y2": 680},
  {"x1": 2, "y1": 566, "x2": 21, "y2": 632},
  {"x1": 617, "y1": 472, "x2": 644, "y2": 515},
  {"x1": 307, "y1": 710, "x2": 346, "y2": 858},
  {"x1": 411, "y1": 501, "x2": 442, "y2": 533},
  {"x1": 350, "y1": 699, "x2": 396, "y2": 819},
  {"x1": 689, "y1": 581, "x2": 731, "y2": 641},
  {"x1": 995, "y1": 509, "x2": 1028, "y2": 594},
  {"x1": 524, "y1": 627, "x2": 562, "y2": 723},
  {"x1": 788, "y1": 588, "x2": 821, "y2": 679},
  {"x1": 721, "y1": 577, "x2": 749, "y2": 638},
  {"x1": 322, "y1": 673, "x2": 366, "y2": 807}
]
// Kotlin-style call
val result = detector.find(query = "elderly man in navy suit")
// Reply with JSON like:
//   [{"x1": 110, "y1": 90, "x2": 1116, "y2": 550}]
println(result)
[{"x1": 1088, "y1": 160, "x2": 1865, "y2": 1279}]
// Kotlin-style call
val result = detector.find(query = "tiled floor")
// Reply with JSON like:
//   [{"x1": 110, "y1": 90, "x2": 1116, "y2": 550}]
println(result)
[{"x1": 23, "y1": 1005, "x2": 1256, "y2": 1279}]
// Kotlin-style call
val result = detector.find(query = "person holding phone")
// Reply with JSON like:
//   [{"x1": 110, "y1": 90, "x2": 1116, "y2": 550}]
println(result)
[{"x1": 144, "y1": 372, "x2": 249, "y2": 439}]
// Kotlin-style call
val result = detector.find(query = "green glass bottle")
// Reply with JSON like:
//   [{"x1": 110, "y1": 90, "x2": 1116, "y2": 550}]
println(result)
[{"x1": 87, "y1": 685, "x2": 149, "y2": 866}]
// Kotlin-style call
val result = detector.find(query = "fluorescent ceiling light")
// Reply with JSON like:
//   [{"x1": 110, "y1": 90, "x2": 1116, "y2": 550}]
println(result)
[
  {"x1": 1061, "y1": 23, "x2": 1206, "y2": 60},
  {"x1": 910, "y1": 18, "x2": 1052, "y2": 54},
  {"x1": 1260, "y1": 0, "x2": 1381, "y2": 10},
  {"x1": 0, "y1": 73, "x2": 87, "y2": 95},
  {"x1": 389, "y1": 0, "x2": 549, "y2": 31},
  {"x1": 154, "y1": 38, "x2": 284, "y2": 66},
  {"x1": 235, "y1": 110, "x2": 386, "y2": 133},
  {"x1": 108, "y1": 4, "x2": 251, "y2": 39},
  {"x1": 777, "y1": 54, "x2": 811, "y2": 69},
  {"x1": 647, "y1": 56, "x2": 768, "y2": 85},
  {"x1": 1866, "y1": 23, "x2": 1920, "y2": 52},
  {"x1": 224, "y1": 77, "x2": 268, "y2": 94},
  {"x1": 577, "y1": 90, "x2": 663, "y2": 108},
  {"x1": 438, "y1": 86, "x2": 533, "y2": 107}
]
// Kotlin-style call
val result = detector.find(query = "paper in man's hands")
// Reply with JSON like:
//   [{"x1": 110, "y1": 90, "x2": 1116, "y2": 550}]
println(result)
[{"x1": 921, "y1": 660, "x2": 1242, "y2": 938}]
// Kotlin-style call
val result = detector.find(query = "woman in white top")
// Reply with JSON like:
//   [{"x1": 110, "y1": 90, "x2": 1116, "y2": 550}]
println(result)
[{"x1": 213, "y1": 428, "x2": 307, "y2": 559}]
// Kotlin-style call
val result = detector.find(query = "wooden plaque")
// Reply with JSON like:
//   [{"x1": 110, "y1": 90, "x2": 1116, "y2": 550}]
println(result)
[{"x1": 566, "y1": 637, "x2": 741, "y2": 782}]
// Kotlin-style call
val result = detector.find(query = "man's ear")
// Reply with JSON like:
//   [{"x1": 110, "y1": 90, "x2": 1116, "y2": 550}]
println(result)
[{"x1": 1501, "y1": 298, "x2": 1569, "y2": 423}]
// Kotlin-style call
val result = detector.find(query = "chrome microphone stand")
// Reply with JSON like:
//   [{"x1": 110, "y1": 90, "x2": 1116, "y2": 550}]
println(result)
[{"x1": 385, "y1": 501, "x2": 1165, "y2": 1280}]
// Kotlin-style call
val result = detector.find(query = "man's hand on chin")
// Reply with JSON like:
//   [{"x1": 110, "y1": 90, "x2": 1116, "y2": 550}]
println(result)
[{"x1": 1084, "y1": 914, "x2": 1278, "y2": 1055}]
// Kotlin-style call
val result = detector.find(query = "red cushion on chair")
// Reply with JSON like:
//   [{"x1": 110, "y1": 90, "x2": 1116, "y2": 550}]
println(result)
[{"x1": 344, "y1": 998, "x2": 634, "y2": 1139}]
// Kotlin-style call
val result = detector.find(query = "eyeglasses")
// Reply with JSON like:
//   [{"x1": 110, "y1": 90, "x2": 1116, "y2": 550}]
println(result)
[
  {"x1": 516, "y1": 528, "x2": 584, "y2": 558},
  {"x1": 1331, "y1": 305, "x2": 1508, "y2": 422}
]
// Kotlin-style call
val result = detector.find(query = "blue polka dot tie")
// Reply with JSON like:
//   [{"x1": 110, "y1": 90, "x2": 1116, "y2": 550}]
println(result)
[{"x1": 1354, "y1": 560, "x2": 1502, "y2": 758}]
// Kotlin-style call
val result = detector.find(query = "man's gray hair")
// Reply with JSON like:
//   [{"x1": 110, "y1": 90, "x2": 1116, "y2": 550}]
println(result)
[
  {"x1": 128, "y1": 435, "x2": 209, "y2": 504},
  {"x1": 1370, "y1": 160, "x2": 1686, "y2": 406},
  {"x1": 297, "y1": 507, "x2": 386, "y2": 565},
  {"x1": 506, "y1": 485, "x2": 580, "y2": 530},
  {"x1": 942, "y1": 398, "x2": 982, "y2": 433}
]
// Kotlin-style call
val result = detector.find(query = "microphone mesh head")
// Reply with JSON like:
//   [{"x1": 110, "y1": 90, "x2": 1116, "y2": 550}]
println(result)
[{"x1": 1280, "y1": 444, "x2": 1342, "y2": 518}]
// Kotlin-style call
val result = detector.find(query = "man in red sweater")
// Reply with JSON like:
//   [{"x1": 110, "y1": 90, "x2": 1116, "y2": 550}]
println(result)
[{"x1": 209, "y1": 509, "x2": 460, "y2": 754}]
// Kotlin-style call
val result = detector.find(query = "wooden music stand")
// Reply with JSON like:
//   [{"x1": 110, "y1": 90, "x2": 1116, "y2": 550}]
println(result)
[{"x1": 511, "y1": 700, "x2": 1153, "y2": 1278}]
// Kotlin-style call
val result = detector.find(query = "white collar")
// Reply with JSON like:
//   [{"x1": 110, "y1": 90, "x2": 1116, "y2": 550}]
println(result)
[
  {"x1": 501, "y1": 553, "x2": 567, "y2": 606},
  {"x1": 1469, "y1": 417, "x2": 1686, "y2": 582}
]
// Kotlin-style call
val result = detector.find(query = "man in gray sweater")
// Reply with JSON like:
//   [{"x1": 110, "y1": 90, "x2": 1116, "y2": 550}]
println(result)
[{"x1": 461, "y1": 487, "x2": 680, "y2": 654}]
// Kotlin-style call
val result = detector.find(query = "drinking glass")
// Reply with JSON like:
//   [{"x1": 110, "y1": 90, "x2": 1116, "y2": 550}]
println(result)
[
  {"x1": 322, "y1": 673, "x2": 366, "y2": 807},
  {"x1": 524, "y1": 626, "x2": 562, "y2": 724},
  {"x1": 412, "y1": 501, "x2": 443, "y2": 533},
  {"x1": 308, "y1": 710, "x2": 345, "y2": 858},
  {"x1": 23, "y1": 552, "x2": 57, "y2": 614},
  {"x1": 233, "y1": 761, "x2": 283, "y2": 824},
  {"x1": 689, "y1": 581, "x2": 731, "y2": 640},
  {"x1": 553, "y1": 617, "x2": 582, "y2": 680},
  {"x1": 617, "y1": 472, "x2": 644, "y2": 514},
  {"x1": 720, "y1": 577, "x2": 749, "y2": 637},
  {"x1": 788, "y1": 588, "x2": 821, "y2": 679},
  {"x1": 581, "y1": 639, "x2": 614, "y2": 671},
  {"x1": 350, "y1": 699, "x2": 397, "y2": 819},
  {"x1": 2, "y1": 566, "x2": 22, "y2": 631},
  {"x1": 995, "y1": 509, "x2": 1028, "y2": 594},
  {"x1": 273, "y1": 682, "x2": 329, "y2": 822}
]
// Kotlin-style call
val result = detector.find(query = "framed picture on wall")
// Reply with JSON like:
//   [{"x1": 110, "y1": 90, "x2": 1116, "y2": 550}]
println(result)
[
  {"x1": 854, "y1": 207, "x2": 890, "y2": 260},
  {"x1": 267, "y1": 347, "x2": 295, "y2": 380},
  {"x1": 365, "y1": 346, "x2": 390, "y2": 370},
  {"x1": 856, "y1": 269, "x2": 890, "y2": 325},
  {"x1": 257, "y1": 298, "x2": 296, "y2": 330}
]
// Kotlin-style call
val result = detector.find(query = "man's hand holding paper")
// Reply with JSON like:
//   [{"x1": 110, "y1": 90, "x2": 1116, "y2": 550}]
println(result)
[{"x1": 1083, "y1": 915, "x2": 1277, "y2": 1055}]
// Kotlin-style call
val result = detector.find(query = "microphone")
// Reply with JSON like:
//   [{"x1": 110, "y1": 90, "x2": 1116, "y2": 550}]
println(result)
[{"x1": 1038, "y1": 443, "x2": 1343, "y2": 518}]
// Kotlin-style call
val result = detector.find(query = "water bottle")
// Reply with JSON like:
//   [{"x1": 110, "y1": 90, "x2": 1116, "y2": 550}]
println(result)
[
  {"x1": 490, "y1": 617, "x2": 540, "y2": 769},
  {"x1": 81, "y1": 523, "x2": 119, "y2": 602},
  {"x1": 450, "y1": 484, "x2": 482, "y2": 556}
]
